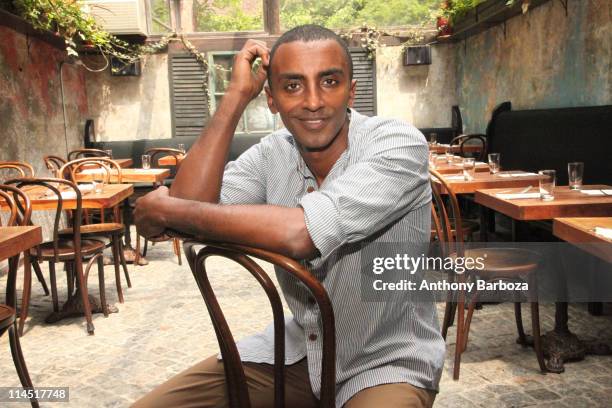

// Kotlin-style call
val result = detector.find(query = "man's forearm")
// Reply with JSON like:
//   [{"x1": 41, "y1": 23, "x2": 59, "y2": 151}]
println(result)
[
  {"x1": 170, "y1": 89, "x2": 251, "y2": 203},
  {"x1": 161, "y1": 197, "x2": 318, "y2": 260}
]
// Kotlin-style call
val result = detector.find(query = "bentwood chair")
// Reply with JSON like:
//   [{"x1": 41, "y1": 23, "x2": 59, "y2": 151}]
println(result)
[
  {"x1": 0, "y1": 162, "x2": 35, "y2": 178},
  {"x1": 43, "y1": 155, "x2": 67, "y2": 177},
  {"x1": 430, "y1": 169, "x2": 546, "y2": 380},
  {"x1": 58, "y1": 158, "x2": 131, "y2": 303},
  {"x1": 133, "y1": 148, "x2": 184, "y2": 265},
  {"x1": 7, "y1": 178, "x2": 109, "y2": 335},
  {"x1": 67, "y1": 148, "x2": 110, "y2": 161},
  {"x1": 0, "y1": 186, "x2": 40, "y2": 407},
  {"x1": 449, "y1": 134, "x2": 487, "y2": 161},
  {"x1": 180, "y1": 237, "x2": 336, "y2": 408}
]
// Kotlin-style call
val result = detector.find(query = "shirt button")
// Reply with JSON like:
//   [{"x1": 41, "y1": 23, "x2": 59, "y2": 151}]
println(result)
[
  {"x1": 306, "y1": 186, "x2": 315, "y2": 193},
  {"x1": 308, "y1": 333, "x2": 318, "y2": 341}
]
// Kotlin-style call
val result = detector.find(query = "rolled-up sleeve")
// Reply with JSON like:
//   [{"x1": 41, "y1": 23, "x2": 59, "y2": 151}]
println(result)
[
  {"x1": 299, "y1": 121, "x2": 430, "y2": 261},
  {"x1": 219, "y1": 142, "x2": 267, "y2": 205}
]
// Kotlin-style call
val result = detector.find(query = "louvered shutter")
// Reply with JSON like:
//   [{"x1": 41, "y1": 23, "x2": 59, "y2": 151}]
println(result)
[
  {"x1": 350, "y1": 48, "x2": 376, "y2": 116},
  {"x1": 169, "y1": 54, "x2": 209, "y2": 138}
]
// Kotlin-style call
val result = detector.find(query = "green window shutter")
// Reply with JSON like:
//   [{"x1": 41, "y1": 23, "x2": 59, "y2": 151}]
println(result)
[
  {"x1": 349, "y1": 48, "x2": 376, "y2": 117},
  {"x1": 169, "y1": 54, "x2": 209, "y2": 138}
]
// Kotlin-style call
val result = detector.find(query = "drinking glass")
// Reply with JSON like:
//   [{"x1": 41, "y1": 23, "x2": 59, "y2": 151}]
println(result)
[
  {"x1": 538, "y1": 170, "x2": 556, "y2": 201},
  {"x1": 445, "y1": 147, "x2": 454, "y2": 164},
  {"x1": 568, "y1": 162, "x2": 584, "y2": 190},
  {"x1": 141, "y1": 154, "x2": 151, "y2": 170},
  {"x1": 105, "y1": 149, "x2": 113, "y2": 159},
  {"x1": 429, "y1": 133, "x2": 437, "y2": 146},
  {"x1": 462, "y1": 158, "x2": 475, "y2": 180},
  {"x1": 92, "y1": 179, "x2": 104, "y2": 194},
  {"x1": 178, "y1": 143, "x2": 186, "y2": 154},
  {"x1": 428, "y1": 152, "x2": 437, "y2": 169},
  {"x1": 488, "y1": 153, "x2": 500, "y2": 174}
]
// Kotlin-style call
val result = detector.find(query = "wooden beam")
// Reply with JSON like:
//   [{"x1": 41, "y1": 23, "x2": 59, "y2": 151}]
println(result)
[{"x1": 263, "y1": 0, "x2": 280, "y2": 35}]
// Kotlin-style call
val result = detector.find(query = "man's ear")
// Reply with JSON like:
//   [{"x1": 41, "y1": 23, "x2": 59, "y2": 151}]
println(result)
[
  {"x1": 347, "y1": 79, "x2": 357, "y2": 107},
  {"x1": 264, "y1": 85, "x2": 278, "y2": 114}
]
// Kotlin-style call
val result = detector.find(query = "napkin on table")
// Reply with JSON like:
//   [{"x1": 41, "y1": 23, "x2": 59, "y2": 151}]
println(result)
[
  {"x1": 495, "y1": 192, "x2": 541, "y2": 200},
  {"x1": 594, "y1": 227, "x2": 612, "y2": 240}
]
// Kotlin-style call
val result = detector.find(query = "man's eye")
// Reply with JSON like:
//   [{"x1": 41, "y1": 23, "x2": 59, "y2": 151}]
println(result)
[
  {"x1": 285, "y1": 82, "x2": 300, "y2": 91},
  {"x1": 323, "y1": 78, "x2": 338, "y2": 86}
]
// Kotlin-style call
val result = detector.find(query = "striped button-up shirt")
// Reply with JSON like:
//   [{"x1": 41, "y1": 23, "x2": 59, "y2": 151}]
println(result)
[{"x1": 219, "y1": 109, "x2": 445, "y2": 407}]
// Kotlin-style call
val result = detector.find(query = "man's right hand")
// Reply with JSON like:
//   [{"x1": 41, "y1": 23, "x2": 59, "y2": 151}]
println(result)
[{"x1": 227, "y1": 39, "x2": 270, "y2": 101}]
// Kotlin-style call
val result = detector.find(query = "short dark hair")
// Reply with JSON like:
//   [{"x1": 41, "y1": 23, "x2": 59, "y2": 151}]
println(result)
[{"x1": 267, "y1": 24, "x2": 353, "y2": 87}]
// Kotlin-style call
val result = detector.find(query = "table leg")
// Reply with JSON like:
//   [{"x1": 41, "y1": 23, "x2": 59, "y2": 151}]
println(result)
[{"x1": 479, "y1": 206, "x2": 489, "y2": 242}]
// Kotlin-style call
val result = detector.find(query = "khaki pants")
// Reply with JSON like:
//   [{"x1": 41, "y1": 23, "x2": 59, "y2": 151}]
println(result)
[{"x1": 132, "y1": 355, "x2": 436, "y2": 408}]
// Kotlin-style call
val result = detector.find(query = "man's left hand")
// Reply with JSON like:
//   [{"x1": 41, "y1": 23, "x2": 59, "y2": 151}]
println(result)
[{"x1": 134, "y1": 186, "x2": 171, "y2": 239}]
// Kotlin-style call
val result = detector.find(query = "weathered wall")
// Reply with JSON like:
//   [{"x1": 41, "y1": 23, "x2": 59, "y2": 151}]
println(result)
[
  {"x1": 84, "y1": 54, "x2": 172, "y2": 141},
  {"x1": 456, "y1": 0, "x2": 612, "y2": 133},
  {"x1": 0, "y1": 25, "x2": 87, "y2": 175},
  {"x1": 376, "y1": 44, "x2": 457, "y2": 128}
]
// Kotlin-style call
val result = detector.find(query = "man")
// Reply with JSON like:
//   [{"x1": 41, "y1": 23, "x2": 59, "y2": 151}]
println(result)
[{"x1": 133, "y1": 24, "x2": 444, "y2": 408}]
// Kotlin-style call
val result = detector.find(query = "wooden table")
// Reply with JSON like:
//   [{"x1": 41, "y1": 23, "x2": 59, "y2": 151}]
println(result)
[
  {"x1": 475, "y1": 185, "x2": 612, "y2": 373},
  {"x1": 0, "y1": 226, "x2": 42, "y2": 261},
  {"x1": 434, "y1": 171, "x2": 544, "y2": 195},
  {"x1": 430, "y1": 160, "x2": 490, "y2": 174},
  {"x1": 553, "y1": 217, "x2": 612, "y2": 264},
  {"x1": 429, "y1": 144, "x2": 482, "y2": 154},
  {"x1": 1, "y1": 183, "x2": 134, "y2": 211},
  {"x1": 475, "y1": 186, "x2": 612, "y2": 221},
  {"x1": 158, "y1": 154, "x2": 185, "y2": 166},
  {"x1": 75, "y1": 168, "x2": 171, "y2": 184}
]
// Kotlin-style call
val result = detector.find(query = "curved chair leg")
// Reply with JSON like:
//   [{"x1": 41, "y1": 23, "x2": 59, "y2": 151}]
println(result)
[
  {"x1": 462, "y1": 292, "x2": 480, "y2": 353},
  {"x1": 515, "y1": 302, "x2": 528, "y2": 346},
  {"x1": 110, "y1": 235, "x2": 124, "y2": 303},
  {"x1": 96, "y1": 255, "x2": 109, "y2": 317},
  {"x1": 19, "y1": 256, "x2": 33, "y2": 336},
  {"x1": 142, "y1": 238, "x2": 148, "y2": 257},
  {"x1": 48, "y1": 261, "x2": 59, "y2": 313},
  {"x1": 135, "y1": 235, "x2": 142, "y2": 266},
  {"x1": 65, "y1": 262, "x2": 74, "y2": 301},
  {"x1": 531, "y1": 302, "x2": 547, "y2": 373},
  {"x1": 453, "y1": 293, "x2": 466, "y2": 380},
  {"x1": 8, "y1": 324, "x2": 40, "y2": 407},
  {"x1": 441, "y1": 301, "x2": 454, "y2": 340},
  {"x1": 76, "y1": 260, "x2": 95, "y2": 335},
  {"x1": 31, "y1": 260, "x2": 49, "y2": 296},
  {"x1": 173, "y1": 238, "x2": 182, "y2": 266},
  {"x1": 117, "y1": 234, "x2": 131, "y2": 288}
]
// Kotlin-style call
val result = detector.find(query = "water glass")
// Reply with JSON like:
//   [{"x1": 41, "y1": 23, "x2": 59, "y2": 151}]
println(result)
[
  {"x1": 488, "y1": 153, "x2": 501, "y2": 174},
  {"x1": 105, "y1": 149, "x2": 113, "y2": 159},
  {"x1": 429, "y1": 133, "x2": 437, "y2": 146},
  {"x1": 141, "y1": 154, "x2": 151, "y2": 170},
  {"x1": 538, "y1": 170, "x2": 556, "y2": 201},
  {"x1": 568, "y1": 162, "x2": 584, "y2": 190},
  {"x1": 428, "y1": 152, "x2": 437, "y2": 169},
  {"x1": 178, "y1": 143, "x2": 186, "y2": 154},
  {"x1": 92, "y1": 180, "x2": 104, "y2": 194},
  {"x1": 445, "y1": 147, "x2": 454, "y2": 163},
  {"x1": 462, "y1": 158, "x2": 476, "y2": 180}
]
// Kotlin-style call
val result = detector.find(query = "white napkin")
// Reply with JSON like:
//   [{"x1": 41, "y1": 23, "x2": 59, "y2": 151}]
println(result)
[
  {"x1": 498, "y1": 172, "x2": 538, "y2": 178},
  {"x1": 495, "y1": 192, "x2": 541, "y2": 200},
  {"x1": 580, "y1": 190, "x2": 606, "y2": 196},
  {"x1": 80, "y1": 169, "x2": 103, "y2": 174},
  {"x1": 603, "y1": 190, "x2": 612, "y2": 195},
  {"x1": 594, "y1": 227, "x2": 612, "y2": 240},
  {"x1": 475, "y1": 161, "x2": 487, "y2": 166},
  {"x1": 444, "y1": 175, "x2": 467, "y2": 180}
]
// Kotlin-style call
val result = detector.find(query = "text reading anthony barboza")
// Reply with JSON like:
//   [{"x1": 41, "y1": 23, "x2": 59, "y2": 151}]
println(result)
[{"x1": 359, "y1": 243, "x2": 531, "y2": 303}]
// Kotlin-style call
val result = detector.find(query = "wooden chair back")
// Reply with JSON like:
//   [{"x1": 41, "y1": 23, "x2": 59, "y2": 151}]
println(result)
[
  {"x1": 145, "y1": 147, "x2": 183, "y2": 176},
  {"x1": 182, "y1": 239, "x2": 336, "y2": 408},
  {"x1": 59, "y1": 157, "x2": 122, "y2": 184},
  {"x1": 430, "y1": 169, "x2": 465, "y2": 259},
  {"x1": 43, "y1": 155, "x2": 67, "y2": 177},
  {"x1": 449, "y1": 134, "x2": 487, "y2": 161},
  {"x1": 6, "y1": 178, "x2": 83, "y2": 263},
  {"x1": 0, "y1": 162, "x2": 35, "y2": 182},
  {"x1": 67, "y1": 148, "x2": 109, "y2": 161}
]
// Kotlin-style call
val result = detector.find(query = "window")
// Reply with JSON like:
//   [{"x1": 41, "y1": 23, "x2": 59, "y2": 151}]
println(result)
[
  {"x1": 193, "y1": 0, "x2": 264, "y2": 32},
  {"x1": 208, "y1": 52, "x2": 282, "y2": 135},
  {"x1": 149, "y1": 0, "x2": 171, "y2": 34}
]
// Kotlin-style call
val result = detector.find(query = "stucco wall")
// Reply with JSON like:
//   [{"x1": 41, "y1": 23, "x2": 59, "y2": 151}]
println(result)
[
  {"x1": 456, "y1": 0, "x2": 611, "y2": 133},
  {"x1": 84, "y1": 54, "x2": 172, "y2": 142},
  {"x1": 0, "y1": 25, "x2": 87, "y2": 175},
  {"x1": 376, "y1": 44, "x2": 457, "y2": 128}
]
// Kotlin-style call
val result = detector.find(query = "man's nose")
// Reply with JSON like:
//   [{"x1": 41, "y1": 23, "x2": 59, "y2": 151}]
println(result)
[{"x1": 303, "y1": 84, "x2": 324, "y2": 111}]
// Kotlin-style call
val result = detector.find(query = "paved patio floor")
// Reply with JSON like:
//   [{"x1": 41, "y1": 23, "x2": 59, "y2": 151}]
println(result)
[{"x1": 1, "y1": 235, "x2": 611, "y2": 407}]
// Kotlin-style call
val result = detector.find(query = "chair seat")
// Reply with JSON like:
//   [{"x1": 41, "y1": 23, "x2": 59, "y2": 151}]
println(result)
[
  {"x1": 462, "y1": 248, "x2": 540, "y2": 278},
  {"x1": 59, "y1": 223, "x2": 124, "y2": 235},
  {"x1": 30, "y1": 239, "x2": 106, "y2": 261},
  {"x1": 0, "y1": 304, "x2": 15, "y2": 331}
]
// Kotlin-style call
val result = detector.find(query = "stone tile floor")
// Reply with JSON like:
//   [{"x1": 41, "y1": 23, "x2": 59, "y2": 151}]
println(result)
[{"x1": 1, "y1": 237, "x2": 611, "y2": 407}]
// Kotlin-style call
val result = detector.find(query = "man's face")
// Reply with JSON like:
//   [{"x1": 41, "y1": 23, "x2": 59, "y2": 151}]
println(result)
[{"x1": 265, "y1": 40, "x2": 357, "y2": 152}]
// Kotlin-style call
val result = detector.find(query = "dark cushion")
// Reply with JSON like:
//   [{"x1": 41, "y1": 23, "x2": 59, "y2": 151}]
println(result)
[{"x1": 488, "y1": 105, "x2": 612, "y2": 185}]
